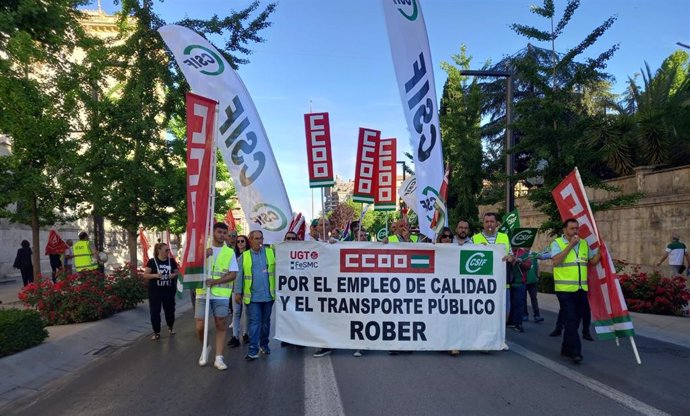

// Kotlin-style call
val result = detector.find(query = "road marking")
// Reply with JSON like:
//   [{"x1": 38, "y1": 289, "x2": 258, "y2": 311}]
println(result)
[
  {"x1": 304, "y1": 352, "x2": 345, "y2": 416},
  {"x1": 509, "y1": 342, "x2": 671, "y2": 416}
]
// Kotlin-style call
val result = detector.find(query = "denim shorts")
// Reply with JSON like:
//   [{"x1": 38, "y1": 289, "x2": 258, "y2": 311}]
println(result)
[{"x1": 195, "y1": 298, "x2": 230, "y2": 319}]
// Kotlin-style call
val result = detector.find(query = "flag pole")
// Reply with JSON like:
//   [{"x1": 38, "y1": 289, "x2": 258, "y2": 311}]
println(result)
[
  {"x1": 321, "y1": 187, "x2": 326, "y2": 240},
  {"x1": 630, "y1": 337, "x2": 642, "y2": 364},
  {"x1": 200, "y1": 104, "x2": 219, "y2": 366}
]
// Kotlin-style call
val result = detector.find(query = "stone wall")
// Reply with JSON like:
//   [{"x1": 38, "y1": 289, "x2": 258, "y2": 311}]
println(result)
[
  {"x1": 480, "y1": 164, "x2": 690, "y2": 273},
  {"x1": 0, "y1": 218, "x2": 177, "y2": 279}
]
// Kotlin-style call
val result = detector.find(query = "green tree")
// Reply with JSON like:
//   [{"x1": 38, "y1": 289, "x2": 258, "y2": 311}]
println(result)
[
  {"x1": 507, "y1": 0, "x2": 631, "y2": 233},
  {"x1": 439, "y1": 46, "x2": 484, "y2": 229},
  {"x1": 619, "y1": 51, "x2": 690, "y2": 169},
  {"x1": 76, "y1": 0, "x2": 275, "y2": 265},
  {"x1": 0, "y1": 1, "x2": 91, "y2": 276}
]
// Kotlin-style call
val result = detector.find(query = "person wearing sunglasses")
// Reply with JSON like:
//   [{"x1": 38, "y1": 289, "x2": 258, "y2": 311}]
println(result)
[
  {"x1": 436, "y1": 227, "x2": 454, "y2": 243},
  {"x1": 142, "y1": 242, "x2": 179, "y2": 340},
  {"x1": 284, "y1": 231, "x2": 299, "y2": 241},
  {"x1": 226, "y1": 230, "x2": 238, "y2": 252},
  {"x1": 228, "y1": 234, "x2": 250, "y2": 348}
]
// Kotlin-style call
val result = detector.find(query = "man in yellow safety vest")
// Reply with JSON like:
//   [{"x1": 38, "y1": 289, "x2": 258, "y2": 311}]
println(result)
[
  {"x1": 234, "y1": 230, "x2": 276, "y2": 361},
  {"x1": 196, "y1": 222, "x2": 238, "y2": 371},
  {"x1": 73, "y1": 232, "x2": 98, "y2": 272},
  {"x1": 550, "y1": 218, "x2": 601, "y2": 364}
]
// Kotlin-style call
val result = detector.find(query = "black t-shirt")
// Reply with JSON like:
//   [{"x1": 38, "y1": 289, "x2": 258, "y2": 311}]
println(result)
[{"x1": 146, "y1": 257, "x2": 179, "y2": 291}]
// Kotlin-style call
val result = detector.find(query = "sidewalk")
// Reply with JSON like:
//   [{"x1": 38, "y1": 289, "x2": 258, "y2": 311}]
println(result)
[
  {"x1": 0, "y1": 283, "x2": 192, "y2": 412},
  {"x1": 538, "y1": 292, "x2": 690, "y2": 348}
]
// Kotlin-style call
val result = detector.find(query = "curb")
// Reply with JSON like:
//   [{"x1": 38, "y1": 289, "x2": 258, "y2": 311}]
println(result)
[{"x1": 0, "y1": 295, "x2": 192, "y2": 412}]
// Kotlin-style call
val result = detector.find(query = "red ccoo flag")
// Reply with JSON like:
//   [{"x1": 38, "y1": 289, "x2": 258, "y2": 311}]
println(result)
[
  {"x1": 224, "y1": 208, "x2": 237, "y2": 231},
  {"x1": 45, "y1": 229, "x2": 68, "y2": 255},
  {"x1": 139, "y1": 227, "x2": 150, "y2": 265}
]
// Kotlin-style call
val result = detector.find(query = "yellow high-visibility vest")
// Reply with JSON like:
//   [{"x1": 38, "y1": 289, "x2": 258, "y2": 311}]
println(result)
[
  {"x1": 388, "y1": 235, "x2": 419, "y2": 243},
  {"x1": 241, "y1": 248, "x2": 276, "y2": 304},
  {"x1": 553, "y1": 237, "x2": 589, "y2": 292},
  {"x1": 196, "y1": 245, "x2": 234, "y2": 298},
  {"x1": 73, "y1": 240, "x2": 97, "y2": 272}
]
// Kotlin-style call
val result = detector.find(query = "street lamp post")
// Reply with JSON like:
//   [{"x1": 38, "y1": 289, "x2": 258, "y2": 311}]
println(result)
[{"x1": 458, "y1": 70, "x2": 515, "y2": 212}]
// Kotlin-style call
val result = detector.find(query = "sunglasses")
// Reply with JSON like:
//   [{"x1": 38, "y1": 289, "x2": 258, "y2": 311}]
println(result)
[
  {"x1": 237, "y1": 240, "x2": 247, "y2": 244},
  {"x1": 441, "y1": 234, "x2": 453, "y2": 238},
  {"x1": 286, "y1": 237, "x2": 297, "y2": 241},
  {"x1": 228, "y1": 234, "x2": 237, "y2": 237}
]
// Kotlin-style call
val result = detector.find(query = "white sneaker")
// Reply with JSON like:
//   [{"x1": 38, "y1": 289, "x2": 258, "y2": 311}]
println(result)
[
  {"x1": 198, "y1": 345, "x2": 211, "y2": 366},
  {"x1": 353, "y1": 350, "x2": 362, "y2": 357},
  {"x1": 214, "y1": 355, "x2": 228, "y2": 371}
]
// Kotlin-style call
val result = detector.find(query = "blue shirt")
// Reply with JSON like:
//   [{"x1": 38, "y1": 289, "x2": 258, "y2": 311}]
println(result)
[{"x1": 235, "y1": 248, "x2": 272, "y2": 302}]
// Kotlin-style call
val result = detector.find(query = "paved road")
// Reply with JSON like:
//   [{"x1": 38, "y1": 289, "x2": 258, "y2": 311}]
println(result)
[{"x1": 7, "y1": 307, "x2": 688, "y2": 416}]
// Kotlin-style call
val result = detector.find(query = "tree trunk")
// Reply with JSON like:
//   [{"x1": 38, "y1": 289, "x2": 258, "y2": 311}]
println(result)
[
  {"x1": 128, "y1": 228, "x2": 138, "y2": 267},
  {"x1": 30, "y1": 196, "x2": 41, "y2": 279}
]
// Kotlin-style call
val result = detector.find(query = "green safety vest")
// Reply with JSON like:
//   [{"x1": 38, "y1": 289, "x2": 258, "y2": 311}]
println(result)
[
  {"x1": 472, "y1": 232, "x2": 511, "y2": 287},
  {"x1": 553, "y1": 237, "x2": 589, "y2": 292},
  {"x1": 73, "y1": 240, "x2": 97, "y2": 272},
  {"x1": 388, "y1": 235, "x2": 419, "y2": 243},
  {"x1": 196, "y1": 245, "x2": 235, "y2": 298},
  {"x1": 242, "y1": 247, "x2": 276, "y2": 304}
]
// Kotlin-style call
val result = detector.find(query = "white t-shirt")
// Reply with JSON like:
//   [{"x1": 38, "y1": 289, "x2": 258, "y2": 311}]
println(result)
[{"x1": 666, "y1": 242, "x2": 687, "y2": 266}]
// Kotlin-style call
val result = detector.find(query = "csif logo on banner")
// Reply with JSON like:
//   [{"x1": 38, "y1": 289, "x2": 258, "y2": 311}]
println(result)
[
  {"x1": 251, "y1": 203, "x2": 287, "y2": 232},
  {"x1": 393, "y1": 0, "x2": 419, "y2": 21},
  {"x1": 505, "y1": 212, "x2": 518, "y2": 227},
  {"x1": 460, "y1": 250, "x2": 494, "y2": 275},
  {"x1": 511, "y1": 229, "x2": 534, "y2": 246},
  {"x1": 182, "y1": 45, "x2": 224, "y2": 76}
]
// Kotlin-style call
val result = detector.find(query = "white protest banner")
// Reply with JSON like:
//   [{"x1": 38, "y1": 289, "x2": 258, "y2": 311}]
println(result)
[
  {"x1": 275, "y1": 242, "x2": 506, "y2": 350},
  {"x1": 159, "y1": 25, "x2": 292, "y2": 243},
  {"x1": 382, "y1": 0, "x2": 445, "y2": 238}
]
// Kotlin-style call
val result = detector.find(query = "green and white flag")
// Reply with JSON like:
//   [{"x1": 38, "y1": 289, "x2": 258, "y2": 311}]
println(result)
[
  {"x1": 497, "y1": 210, "x2": 520, "y2": 235},
  {"x1": 509, "y1": 228, "x2": 537, "y2": 249}
]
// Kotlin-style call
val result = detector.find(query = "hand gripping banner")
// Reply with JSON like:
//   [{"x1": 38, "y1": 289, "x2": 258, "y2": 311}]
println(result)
[
  {"x1": 382, "y1": 0, "x2": 445, "y2": 238},
  {"x1": 180, "y1": 92, "x2": 217, "y2": 290},
  {"x1": 159, "y1": 25, "x2": 292, "y2": 243},
  {"x1": 552, "y1": 168, "x2": 635, "y2": 340}
]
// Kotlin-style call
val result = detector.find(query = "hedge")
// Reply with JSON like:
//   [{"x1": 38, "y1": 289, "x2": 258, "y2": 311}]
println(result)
[{"x1": 0, "y1": 309, "x2": 48, "y2": 357}]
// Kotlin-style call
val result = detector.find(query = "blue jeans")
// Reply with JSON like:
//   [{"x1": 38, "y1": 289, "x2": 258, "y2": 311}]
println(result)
[{"x1": 247, "y1": 300, "x2": 274, "y2": 356}]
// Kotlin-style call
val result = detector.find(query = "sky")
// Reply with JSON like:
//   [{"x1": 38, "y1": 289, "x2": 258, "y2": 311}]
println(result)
[{"x1": 95, "y1": 0, "x2": 690, "y2": 220}]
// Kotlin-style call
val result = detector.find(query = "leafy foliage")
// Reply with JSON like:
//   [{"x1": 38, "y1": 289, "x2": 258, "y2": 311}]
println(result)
[
  {"x1": 18, "y1": 265, "x2": 146, "y2": 325},
  {"x1": 0, "y1": 308, "x2": 48, "y2": 357},
  {"x1": 619, "y1": 269, "x2": 690, "y2": 316},
  {"x1": 439, "y1": 46, "x2": 484, "y2": 229},
  {"x1": 73, "y1": 1, "x2": 275, "y2": 263}
]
